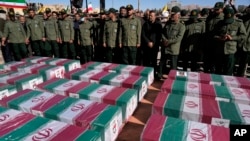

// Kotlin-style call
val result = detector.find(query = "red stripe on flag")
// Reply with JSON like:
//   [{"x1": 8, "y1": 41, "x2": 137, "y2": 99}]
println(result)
[
  {"x1": 50, "y1": 125, "x2": 87, "y2": 141},
  {"x1": 74, "y1": 103, "x2": 107, "y2": 128},
  {"x1": 81, "y1": 62, "x2": 95, "y2": 69},
  {"x1": 64, "y1": 68, "x2": 82, "y2": 79},
  {"x1": 152, "y1": 93, "x2": 169, "y2": 115},
  {"x1": 131, "y1": 66, "x2": 144, "y2": 76},
  {"x1": 7, "y1": 73, "x2": 33, "y2": 85},
  {"x1": 10, "y1": 63, "x2": 27, "y2": 71},
  {"x1": 36, "y1": 78, "x2": 61, "y2": 90},
  {"x1": 141, "y1": 115, "x2": 166, "y2": 140},
  {"x1": 0, "y1": 83, "x2": 7, "y2": 87},
  {"x1": 0, "y1": 113, "x2": 35, "y2": 136},
  {"x1": 122, "y1": 76, "x2": 140, "y2": 88},
  {"x1": 0, "y1": 4, "x2": 27, "y2": 9},
  {"x1": 210, "y1": 125, "x2": 230, "y2": 141},
  {"x1": 200, "y1": 83, "x2": 216, "y2": 99},
  {"x1": 168, "y1": 70, "x2": 177, "y2": 80},
  {"x1": 0, "y1": 89, "x2": 32, "y2": 107},
  {"x1": 236, "y1": 77, "x2": 250, "y2": 89},
  {"x1": 103, "y1": 87, "x2": 126, "y2": 105},
  {"x1": 56, "y1": 59, "x2": 71, "y2": 66},
  {"x1": 161, "y1": 79, "x2": 174, "y2": 93},
  {"x1": 104, "y1": 64, "x2": 119, "y2": 72},
  {"x1": 30, "y1": 64, "x2": 51, "y2": 74},
  {"x1": 66, "y1": 82, "x2": 91, "y2": 96},
  {"x1": 201, "y1": 98, "x2": 221, "y2": 123},
  {"x1": 36, "y1": 58, "x2": 52, "y2": 63},
  {"x1": 90, "y1": 71, "x2": 110, "y2": 82},
  {"x1": 199, "y1": 73, "x2": 211, "y2": 84},
  {"x1": 31, "y1": 95, "x2": 66, "y2": 114}
]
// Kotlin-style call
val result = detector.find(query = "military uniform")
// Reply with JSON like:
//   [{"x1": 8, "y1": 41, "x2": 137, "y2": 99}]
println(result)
[
  {"x1": 44, "y1": 8, "x2": 60, "y2": 57},
  {"x1": 2, "y1": 12, "x2": 27, "y2": 61},
  {"x1": 26, "y1": 15, "x2": 45, "y2": 56},
  {"x1": 78, "y1": 20, "x2": 94, "y2": 64},
  {"x1": 182, "y1": 10, "x2": 206, "y2": 71},
  {"x1": 58, "y1": 9, "x2": 75, "y2": 59},
  {"x1": 158, "y1": 6, "x2": 185, "y2": 78},
  {"x1": 213, "y1": 8, "x2": 247, "y2": 75},
  {"x1": 119, "y1": 5, "x2": 141, "y2": 65}
]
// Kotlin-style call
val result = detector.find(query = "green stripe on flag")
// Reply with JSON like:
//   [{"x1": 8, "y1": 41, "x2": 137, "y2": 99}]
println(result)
[
  {"x1": 134, "y1": 77, "x2": 146, "y2": 89},
  {"x1": 172, "y1": 80, "x2": 185, "y2": 95},
  {"x1": 78, "y1": 84, "x2": 101, "y2": 99},
  {"x1": 160, "y1": 117, "x2": 187, "y2": 141},
  {"x1": 113, "y1": 65, "x2": 126, "y2": 73},
  {"x1": 141, "y1": 67, "x2": 153, "y2": 77},
  {"x1": 116, "y1": 89, "x2": 136, "y2": 106},
  {"x1": 71, "y1": 69, "x2": 90, "y2": 80},
  {"x1": 219, "y1": 102, "x2": 242, "y2": 124},
  {"x1": 44, "y1": 58, "x2": 57, "y2": 64},
  {"x1": 8, "y1": 91, "x2": 42, "y2": 110},
  {"x1": 0, "y1": 117, "x2": 49, "y2": 140},
  {"x1": 99, "y1": 73, "x2": 117, "y2": 85},
  {"x1": 44, "y1": 79, "x2": 69, "y2": 91},
  {"x1": 211, "y1": 74, "x2": 223, "y2": 83},
  {"x1": 15, "y1": 75, "x2": 42, "y2": 90},
  {"x1": 164, "y1": 94, "x2": 184, "y2": 118},
  {"x1": 44, "y1": 97, "x2": 77, "y2": 121},
  {"x1": 76, "y1": 130, "x2": 101, "y2": 141},
  {"x1": 214, "y1": 86, "x2": 232, "y2": 101},
  {"x1": 88, "y1": 62, "x2": 101, "y2": 69},
  {"x1": 0, "y1": 106, "x2": 8, "y2": 113}
]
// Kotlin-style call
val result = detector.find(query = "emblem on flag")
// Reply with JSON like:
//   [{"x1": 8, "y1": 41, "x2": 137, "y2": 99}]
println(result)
[{"x1": 32, "y1": 128, "x2": 53, "y2": 141}]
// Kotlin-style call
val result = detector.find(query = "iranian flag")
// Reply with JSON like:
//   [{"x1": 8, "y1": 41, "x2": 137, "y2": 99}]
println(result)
[
  {"x1": 141, "y1": 114, "x2": 229, "y2": 141},
  {"x1": 161, "y1": 79, "x2": 250, "y2": 104},
  {"x1": 0, "y1": 107, "x2": 101, "y2": 141},
  {"x1": 0, "y1": 61, "x2": 26, "y2": 71},
  {"x1": 36, "y1": 78, "x2": 138, "y2": 121},
  {"x1": 22, "y1": 56, "x2": 50, "y2": 64},
  {"x1": 153, "y1": 92, "x2": 250, "y2": 127},
  {"x1": 82, "y1": 62, "x2": 154, "y2": 85},
  {"x1": 0, "y1": 0, "x2": 27, "y2": 8},
  {"x1": 0, "y1": 83, "x2": 17, "y2": 100},
  {"x1": 168, "y1": 70, "x2": 212, "y2": 83},
  {"x1": 0, "y1": 71, "x2": 44, "y2": 90}
]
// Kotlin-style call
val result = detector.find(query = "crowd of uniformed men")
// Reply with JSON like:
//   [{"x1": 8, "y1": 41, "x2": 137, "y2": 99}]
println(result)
[{"x1": 0, "y1": 1, "x2": 249, "y2": 79}]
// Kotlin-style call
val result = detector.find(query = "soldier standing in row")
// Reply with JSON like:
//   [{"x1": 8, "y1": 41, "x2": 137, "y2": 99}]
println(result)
[
  {"x1": 73, "y1": 13, "x2": 81, "y2": 59},
  {"x1": 182, "y1": 9, "x2": 205, "y2": 71},
  {"x1": 2, "y1": 12, "x2": 27, "y2": 61},
  {"x1": 58, "y1": 9, "x2": 75, "y2": 59},
  {"x1": 119, "y1": 4, "x2": 141, "y2": 65},
  {"x1": 158, "y1": 6, "x2": 185, "y2": 79},
  {"x1": 103, "y1": 8, "x2": 119, "y2": 63},
  {"x1": 26, "y1": 8, "x2": 45, "y2": 56},
  {"x1": 44, "y1": 8, "x2": 60, "y2": 57},
  {"x1": 141, "y1": 10, "x2": 162, "y2": 77},
  {"x1": 78, "y1": 14, "x2": 94, "y2": 64},
  {"x1": 213, "y1": 7, "x2": 246, "y2": 75}
]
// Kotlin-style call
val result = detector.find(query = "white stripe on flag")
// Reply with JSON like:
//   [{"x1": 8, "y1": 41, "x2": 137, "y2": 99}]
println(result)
[
  {"x1": 68, "y1": 62, "x2": 81, "y2": 71},
  {"x1": 126, "y1": 94, "x2": 138, "y2": 120},
  {"x1": 187, "y1": 121, "x2": 210, "y2": 141},
  {"x1": 186, "y1": 82, "x2": 200, "y2": 97},
  {"x1": 30, "y1": 57, "x2": 49, "y2": 64},
  {"x1": 228, "y1": 87, "x2": 250, "y2": 104},
  {"x1": 48, "y1": 59, "x2": 67, "y2": 65},
  {"x1": 19, "y1": 92, "x2": 54, "y2": 114},
  {"x1": 47, "y1": 66, "x2": 65, "y2": 79},
  {"x1": 59, "y1": 99, "x2": 94, "y2": 124},
  {"x1": 95, "y1": 63, "x2": 112, "y2": 69},
  {"x1": 23, "y1": 120, "x2": 69, "y2": 141},
  {"x1": 110, "y1": 74, "x2": 131, "y2": 87},
  {"x1": 4, "y1": 62, "x2": 24, "y2": 70},
  {"x1": 0, "y1": 109, "x2": 22, "y2": 125},
  {"x1": 18, "y1": 64, "x2": 45, "y2": 73},
  {"x1": 182, "y1": 96, "x2": 201, "y2": 122},
  {"x1": 120, "y1": 65, "x2": 137, "y2": 74},
  {"x1": 79, "y1": 69, "x2": 103, "y2": 82},
  {"x1": 89, "y1": 85, "x2": 115, "y2": 103},
  {"x1": 0, "y1": 72, "x2": 26, "y2": 83},
  {"x1": 223, "y1": 76, "x2": 239, "y2": 87},
  {"x1": 0, "y1": 2, "x2": 27, "y2": 6},
  {"x1": 236, "y1": 103, "x2": 250, "y2": 124},
  {"x1": 54, "y1": 80, "x2": 81, "y2": 96},
  {"x1": 187, "y1": 72, "x2": 200, "y2": 82}
]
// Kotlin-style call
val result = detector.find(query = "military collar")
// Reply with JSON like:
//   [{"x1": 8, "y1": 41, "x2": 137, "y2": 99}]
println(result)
[{"x1": 127, "y1": 15, "x2": 135, "y2": 19}]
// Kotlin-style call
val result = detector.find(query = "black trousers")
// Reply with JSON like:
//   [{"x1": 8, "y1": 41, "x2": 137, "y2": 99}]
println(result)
[
  {"x1": 122, "y1": 46, "x2": 137, "y2": 65},
  {"x1": 158, "y1": 52, "x2": 178, "y2": 77},
  {"x1": 215, "y1": 53, "x2": 235, "y2": 75}
]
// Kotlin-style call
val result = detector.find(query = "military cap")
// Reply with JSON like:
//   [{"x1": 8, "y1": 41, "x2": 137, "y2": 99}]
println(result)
[
  {"x1": 108, "y1": 8, "x2": 118, "y2": 14},
  {"x1": 181, "y1": 9, "x2": 188, "y2": 16},
  {"x1": 0, "y1": 9, "x2": 6, "y2": 13},
  {"x1": 171, "y1": 6, "x2": 181, "y2": 14},
  {"x1": 126, "y1": 4, "x2": 134, "y2": 10},
  {"x1": 8, "y1": 11, "x2": 15, "y2": 17},
  {"x1": 190, "y1": 9, "x2": 199, "y2": 18},
  {"x1": 99, "y1": 9, "x2": 106, "y2": 15},
  {"x1": 201, "y1": 8, "x2": 209, "y2": 16},
  {"x1": 214, "y1": 2, "x2": 224, "y2": 10},
  {"x1": 45, "y1": 8, "x2": 51, "y2": 13},
  {"x1": 223, "y1": 7, "x2": 235, "y2": 24},
  {"x1": 60, "y1": 9, "x2": 67, "y2": 15}
]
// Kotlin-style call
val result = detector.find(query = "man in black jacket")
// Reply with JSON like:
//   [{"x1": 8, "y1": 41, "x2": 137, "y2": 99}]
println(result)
[{"x1": 142, "y1": 10, "x2": 162, "y2": 77}]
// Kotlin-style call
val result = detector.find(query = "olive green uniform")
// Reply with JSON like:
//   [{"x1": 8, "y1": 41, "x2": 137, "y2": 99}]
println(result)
[
  {"x1": 182, "y1": 20, "x2": 205, "y2": 71},
  {"x1": 3, "y1": 20, "x2": 27, "y2": 61},
  {"x1": 214, "y1": 19, "x2": 247, "y2": 75},
  {"x1": 58, "y1": 17, "x2": 75, "y2": 59},
  {"x1": 103, "y1": 19, "x2": 119, "y2": 62},
  {"x1": 26, "y1": 15, "x2": 45, "y2": 56},
  {"x1": 119, "y1": 16, "x2": 141, "y2": 65},
  {"x1": 44, "y1": 17, "x2": 60, "y2": 57},
  {"x1": 78, "y1": 21, "x2": 94, "y2": 64}
]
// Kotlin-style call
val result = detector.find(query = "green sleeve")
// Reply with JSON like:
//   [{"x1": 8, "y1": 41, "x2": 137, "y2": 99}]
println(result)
[
  {"x1": 26, "y1": 21, "x2": 30, "y2": 39},
  {"x1": 118, "y1": 20, "x2": 122, "y2": 44},
  {"x1": 103, "y1": 22, "x2": 107, "y2": 43},
  {"x1": 70, "y1": 21, "x2": 74, "y2": 40},
  {"x1": 55, "y1": 20, "x2": 59, "y2": 39},
  {"x1": 136, "y1": 19, "x2": 141, "y2": 44},
  {"x1": 168, "y1": 24, "x2": 186, "y2": 44},
  {"x1": 3, "y1": 23, "x2": 9, "y2": 39},
  {"x1": 231, "y1": 22, "x2": 246, "y2": 42},
  {"x1": 39, "y1": 19, "x2": 45, "y2": 38}
]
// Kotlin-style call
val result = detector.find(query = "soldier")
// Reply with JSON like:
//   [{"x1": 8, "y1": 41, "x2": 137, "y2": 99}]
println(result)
[
  {"x1": 78, "y1": 14, "x2": 94, "y2": 64},
  {"x1": 119, "y1": 4, "x2": 141, "y2": 65},
  {"x1": 58, "y1": 9, "x2": 75, "y2": 59},
  {"x1": 52, "y1": 11, "x2": 58, "y2": 19},
  {"x1": 182, "y1": 9, "x2": 205, "y2": 71},
  {"x1": 73, "y1": 13, "x2": 81, "y2": 58},
  {"x1": 26, "y1": 8, "x2": 45, "y2": 56},
  {"x1": 158, "y1": 6, "x2": 185, "y2": 78},
  {"x1": 1, "y1": 12, "x2": 27, "y2": 61},
  {"x1": 103, "y1": 8, "x2": 119, "y2": 63},
  {"x1": 213, "y1": 7, "x2": 246, "y2": 75},
  {"x1": 141, "y1": 10, "x2": 162, "y2": 77},
  {"x1": 237, "y1": 6, "x2": 250, "y2": 76},
  {"x1": 44, "y1": 8, "x2": 60, "y2": 57},
  {"x1": 203, "y1": 2, "x2": 224, "y2": 73},
  {"x1": 119, "y1": 6, "x2": 127, "y2": 19}
]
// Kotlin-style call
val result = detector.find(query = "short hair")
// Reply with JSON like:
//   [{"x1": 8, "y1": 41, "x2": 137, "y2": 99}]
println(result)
[
  {"x1": 120, "y1": 6, "x2": 126, "y2": 10},
  {"x1": 28, "y1": 8, "x2": 35, "y2": 12},
  {"x1": 149, "y1": 10, "x2": 156, "y2": 14},
  {"x1": 52, "y1": 11, "x2": 58, "y2": 15}
]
